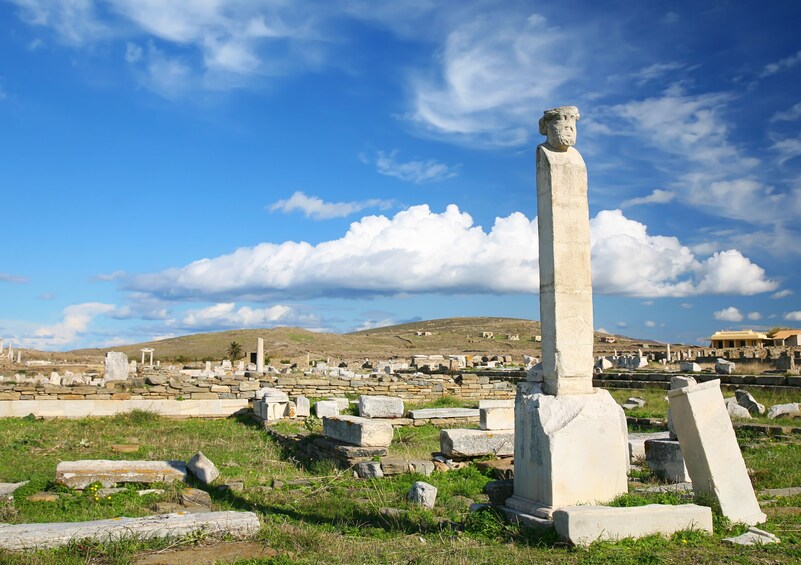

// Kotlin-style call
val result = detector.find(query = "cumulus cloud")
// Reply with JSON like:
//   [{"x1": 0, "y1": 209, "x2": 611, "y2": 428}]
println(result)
[
  {"x1": 408, "y1": 13, "x2": 576, "y2": 146},
  {"x1": 372, "y1": 150, "x2": 459, "y2": 184},
  {"x1": 747, "y1": 311, "x2": 762, "y2": 320},
  {"x1": 714, "y1": 307, "x2": 743, "y2": 322},
  {"x1": 168, "y1": 302, "x2": 319, "y2": 331},
  {"x1": 0, "y1": 273, "x2": 29, "y2": 284},
  {"x1": 20, "y1": 302, "x2": 115, "y2": 349},
  {"x1": 269, "y1": 191, "x2": 395, "y2": 220},
  {"x1": 126, "y1": 205, "x2": 776, "y2": 301},
  {"x1": 785, "y1": 311, "x2": 801, "y2": 321},
  {"x1": 645, "y1": 320, "x2": 656, "y2": 328},
  {"x1": 621, "y1": 189, "x2": 675, "y2": 208}
]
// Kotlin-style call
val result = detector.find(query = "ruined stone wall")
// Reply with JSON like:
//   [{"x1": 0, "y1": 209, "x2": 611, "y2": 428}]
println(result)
[{"x1": 0, "y1": 371, "x2": 516, "y2": 402}]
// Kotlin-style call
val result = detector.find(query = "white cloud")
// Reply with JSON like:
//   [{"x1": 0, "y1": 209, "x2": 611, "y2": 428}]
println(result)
[
  {"x1": 632, "y1": 62, "x2": 685, "y2": 85},
  {"x1": 645, "y1": 320, "x2": 656, "y2": 328},
  {"x1": 771, "y1": 101, "x2": 801, "y2": 122},
  {"x1": 596, "y1": 327, "x2": 609, "y2": 334},
  {"x1": 94, "y1": 270, "x2": 126, "y2": 282},
  {"x1": 169, "y1": 303, "x2": 319, "y2": 330},
  {"x1": 354, "y1": 318, "x2": 396, "y2": 332},
  {"x1": 20, "y1": 302, "x2": 115, "y2": 349},
  {"x1": 772, "y1": 289, "x2": 793, "y2": 299},
  {"x1": 621, "y1": 189, "x2": 675, "y2": 208},
  {"x1": 11, "y1": 0, "x2": 108, "y2": 45},
  {"x1": 785, "y1": 311, "x2": 801, "y2": 321},
  {"x1": 127, "y1": 204, "x2": 776, "y2": 301},
  {"x1": 125, "y1": 41, "x2": 143, "y2": 62},
  {"x1": 0, "y1": 273, "x2": 29, "y2": 284},
  {"x1": 680, "y1": 303, "x2": 693, "y2": 309},
  {"x1": 408, "y1": 13, "x2": 576, "y2": 146},
  {"x1": 616, "y1": 321, "x2": 628, "y2": 328},
  {"x1": 747, "y1": 311, "x2": 762, "y2": 320},
  {"x1": 773, "y1": 137, "x2": 801, "y2": 166},
  {"x1": 714, "y1": 307, "x2": 743, "y2": 322},
  {"x1": 269, "y1": 191, "x2": 395, "y2": 220},
  {"x1": 761, "y1": 50, "x2": 801, "y2": 78},
  {"x1": 373, "y1": 150, "x2": 459, "y2": 184}
]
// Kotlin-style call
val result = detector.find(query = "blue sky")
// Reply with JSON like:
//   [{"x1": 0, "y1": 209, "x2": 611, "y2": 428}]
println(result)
[{"x1": 1, "y1": 0, "x2": 800, "y2": 351}]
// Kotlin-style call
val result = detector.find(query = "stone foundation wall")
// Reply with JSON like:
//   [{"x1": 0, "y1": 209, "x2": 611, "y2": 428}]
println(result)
[{"x1": 0, "y1": 371, "x2": 517, "y2": 403}]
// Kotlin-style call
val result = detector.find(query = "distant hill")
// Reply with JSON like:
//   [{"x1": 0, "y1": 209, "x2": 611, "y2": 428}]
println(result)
[{"x1": 68, "y1": 317, "x2": 653, "y2": 364}]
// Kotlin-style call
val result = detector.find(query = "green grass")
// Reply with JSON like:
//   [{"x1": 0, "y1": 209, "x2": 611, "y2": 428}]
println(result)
[{"x1": 1, "y1": 413, "x2": 800, "y2": 563}]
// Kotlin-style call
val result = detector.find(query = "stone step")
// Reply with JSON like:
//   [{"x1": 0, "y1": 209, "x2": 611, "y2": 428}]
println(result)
[
  {"x1": 322, "y1": 416, "x2": 394, "y2": 447},
  {"x1": 0, "y1": 511, "x2": 260, "y2": 550},
  {"x1": 56, "y1": 460, "x2": 187, "y2": 489}
]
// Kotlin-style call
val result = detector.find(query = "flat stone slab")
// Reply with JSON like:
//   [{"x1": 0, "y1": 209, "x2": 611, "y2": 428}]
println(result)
[
  {"x1": 0, "y1": 511, "x2": 260, "y2": 551},
  {"x1": 553, "y1": 504, "x2": 713, "y2": 546},
  {"x1": 322, "y1": 416, "x2": 393, "y2": 447},
  {"x1": 723, "y1": 526, "x2": 780, "y2": 546},
  {"x1": 408, "y1": 408, "x2": 479, "y2": 420},
  {"x1": 760, "y1": 487, "x2": 801, "y2": 498},
  {"x1": 440, "y1": 428, "x2": 514, "y2": 458},
  {"x1": 56, "y1": 460, "x2": 187, "y2": 489}
]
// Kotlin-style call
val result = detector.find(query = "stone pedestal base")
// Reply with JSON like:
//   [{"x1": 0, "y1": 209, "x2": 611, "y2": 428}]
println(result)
[{"x1": 510, "y1": 383, "x2": 628, "y2": 516}]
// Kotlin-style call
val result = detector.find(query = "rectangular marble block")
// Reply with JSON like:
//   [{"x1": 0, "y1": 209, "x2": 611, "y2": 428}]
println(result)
[
  {"x1": 314, "y1": 400, "x2": 339, "y2": 418},
  {"x1": 668, "y1": 379, "x2": 766, "y2": 526},
  {"x1": 358, "y1": 395, "x2": 404, "y2": 418},
  {"x1": 408, "y1": 408, "x2": 479, "y2": 420},
  {"x1": 553, "y1": 504, "x2": 713, "y2": 546},
  {"x1": 511, "y1": 385, "x2": 628, "y2": 515},
  {"x1": 56, "y1": 460, "x2": 187, "y2": 489},
  {"x1": 479, "y1": 399, "x2": 515, "y2": 409},
  {"x1": 645, "y1": 439, "x2": 689, "y2": 483},
  {"x1": 480, "y1": 407, "x2": 515, "y2": 430},
  {"x1": 0, "y1": 511, "x2": 260, "y2": 551},
  {"x1": 439, "y1": 428, "x2": 514, "y2": 458},
  {"x1": 322, "y1": 416, "x2": 394, "y2": 447}
]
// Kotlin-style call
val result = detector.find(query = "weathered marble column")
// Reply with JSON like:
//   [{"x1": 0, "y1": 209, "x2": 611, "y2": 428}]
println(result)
[
  {"x1": 536, "y1": 106, "x2": 594, "y2": 396},
  {"x1": 256, "y1": 338, "x2": 265, "y2": 373},
  {"x1": 505, "y1": 107, "x2": 628, "y2": 524}
]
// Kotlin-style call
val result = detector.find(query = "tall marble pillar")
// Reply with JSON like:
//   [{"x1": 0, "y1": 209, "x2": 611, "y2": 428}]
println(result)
[{"x1": 256, "y1": 338, "x2": 265, "y2": 373}]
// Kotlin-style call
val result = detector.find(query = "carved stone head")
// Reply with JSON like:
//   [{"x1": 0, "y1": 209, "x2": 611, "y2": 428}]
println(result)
[{"x1": 538, "y1": 106, "x2": 580, "y2": 151}]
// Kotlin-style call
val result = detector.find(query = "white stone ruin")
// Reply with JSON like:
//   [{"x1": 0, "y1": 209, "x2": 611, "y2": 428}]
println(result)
[
  {"x1": 503, "y1": 107, "x2": 710, "y2": 543},
  {"x1": 103, "y1": 351, "x2": 129, "y2": 381},
  {"x1": 140, "y1": 348, "x2": 154, "y2": 367}
]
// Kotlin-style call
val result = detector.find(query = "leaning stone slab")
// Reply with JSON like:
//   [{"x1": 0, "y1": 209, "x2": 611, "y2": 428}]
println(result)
[
  {"x1": 440, "y1": 428, "x2": 514, "y2": 458},
  {"x1": 359, "y1": 395, "x2": 404, "y2": 419},
  {"x1": 669, "y1": 379, "x2": 766, "y2": 525},
  {"x1": 723, "y1": 526, "x2": 780, "y2": 546},
  {"x1": 0, "y1": 511, "x2": 260, "y2": 551},
  {"x1": 56, "y1": 460, "x2": 187, "y2": 489},
  {"x1": 553, "y1": 504, "x2": 713, "y2": 547},
  {"x1": 408, "y1": 408, "x2": 479, "y2": 420},
  {"x1": 322, "y1": 416, "x2": 393, "y2": 447},
  {"x1": 187, "y1": 452, "x2": 219, "y2": 485}
]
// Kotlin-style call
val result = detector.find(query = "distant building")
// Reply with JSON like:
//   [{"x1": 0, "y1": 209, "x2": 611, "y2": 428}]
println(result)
[
  {"x1": 507, "y1": 334, "x2": 519, "y2": 341},
  {"x1": 481, "y1": 332, "x2": 494, "y2": 338},
  {"x1": 599, "y1": 336, "x2": 616, "y2": 343},
  {"x1": 771, "y1": 329, "x2": 801, "y2": 347},
  {"x1": 709, "y1": 330, "x2": 768, "y2": 349},
  {"x1": 415, "y1": 331, "x2": 432, "y2": 336},
  {"x1": 533, "y1": 335, "x2": 542, "y2": 342}
]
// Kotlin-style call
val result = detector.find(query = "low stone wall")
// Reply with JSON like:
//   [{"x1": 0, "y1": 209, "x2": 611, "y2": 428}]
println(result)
[
  {"x1": 0, "y1": 371, "x2": 516, "y2": 406},
  {"x1": 0, "y1": 399, "x2": 248, "y2": 419},
  {"x1": 595, "y1": 372, "x2": 801, "y2": 391}
]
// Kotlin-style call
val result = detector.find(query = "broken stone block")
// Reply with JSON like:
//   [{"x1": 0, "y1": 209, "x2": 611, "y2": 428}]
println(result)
[
  {"x1": 723, "y1": 526, "x2": 780, "y2": 546},
  {"x1": 284, "y1": 401, "x2": 297, "y2": 418},
  {"x1": 314, "y1": 400, "x2": 339, "y2": 418},
  {"x1": 735, "y1": 389, "x2": 765, "y2": 415},
  {"x1": 322, "y1": 416, "x2": 393, "y2": 447},
  {"x1": 628, "y1": 432, "x2": 670, "y2": 462},
  {"x1": 767, "y1": 402, "x2": 800, "y2": 420},
  {"x1": 0, "y1": 511, "x2": 260, "y2": 551},
  {"x1": 356, "y1": 461, "x2": 384, "y2": 479},
  {"x1": 327, "y1": 397, "x2": 350, "y2": 411},
  {"x1": 56, "y1": 460, "x2": 187, "y2": 489},
  {"x1": 484, "y1": 480, "x2": 514, "y2": 505},
  {"x1": 407, "y1": 481, "x2": 437, "y2": 508},
  {"x1": 0, "y1": 481, "x2": 28, "y2": 499},
  {"x1": 679, "y1": 362, "x2": 702, "y2": 373},
  {"x1": 645, "y1": 439, "x2": 689, "y2": 483},
  {"x1": 669, "y1": 379, "x2": 766, "y2": 526},
  {"x1": 478, "y1": 399, "x2": 515, "y2": 409},
  {"x1": 553, "y1": 504, "x2": 713, "y2": 547},
  {"x1": 254, "y1": 387, "x2": 288, "y2": 401},
  {"x1": 479, "y1": 407, "x2": 514, "y2": 430},
  {"x1": 440, "y1": 429, "x2": 514, "y2": 458},
  {"x1": 408, "y1": 460, "x2": 434, "y2": 476},
  {"x1": 715, "y1": 358, "x2": 736, "y2": 374},
  {"x1": 187, "y1": 452, "x2": 219, "y2": 485},
  {"x1": 180, "y1": 487, "x2": 212, "y2": 508},
  {"x1": 725, "y1": 397, "x2": 752, "y2": 419},
  {"x1": 358, "y1": 395, "x2": 404, "y2": 418},
  {"x1": 294, "y1": 396, "x2": 310, "y2": 417}
]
